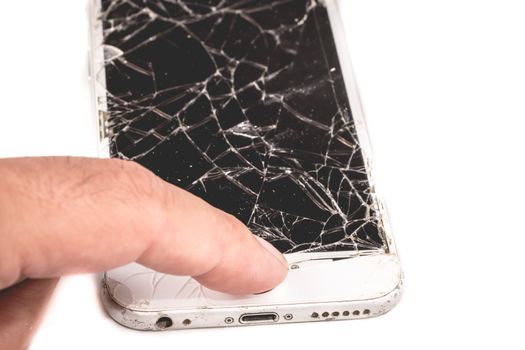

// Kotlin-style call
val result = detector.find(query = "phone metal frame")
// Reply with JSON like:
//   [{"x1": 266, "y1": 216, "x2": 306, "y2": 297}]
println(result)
[{"x1": 89, "y1": 0, "x2": 403, "y2": 330}]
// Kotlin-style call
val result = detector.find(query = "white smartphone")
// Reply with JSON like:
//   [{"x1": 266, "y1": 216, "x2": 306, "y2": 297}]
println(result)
[{"x1": 89, "y1": 0, "x2": 403, "y2": 330}]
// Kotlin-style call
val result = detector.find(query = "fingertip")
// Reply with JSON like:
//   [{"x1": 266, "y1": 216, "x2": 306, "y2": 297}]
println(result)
[
  {"x1": 248, "y1": 237, "x2": 289, "y2": 294},
  {"x1": 194, "y1": 229, "x2": 289, "y2": 295},
  {"x1": 254, "y1": 236, "x2": 288, "y2": 269}
]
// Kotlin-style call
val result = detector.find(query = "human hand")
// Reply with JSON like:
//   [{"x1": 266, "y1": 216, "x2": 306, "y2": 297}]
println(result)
[{"x1": 0, "y1": 157, "x2": 288, "y2": 348}]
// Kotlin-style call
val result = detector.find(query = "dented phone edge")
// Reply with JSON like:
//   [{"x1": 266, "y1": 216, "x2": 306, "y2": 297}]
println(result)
[{"x1": 100, "y1": 274, "x2": 404, "y2": 331}]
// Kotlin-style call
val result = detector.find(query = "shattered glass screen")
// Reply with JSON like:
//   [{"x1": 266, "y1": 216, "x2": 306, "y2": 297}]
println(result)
[{"x1": 99, "y1": 0, "x2": 387, "y2": 254}]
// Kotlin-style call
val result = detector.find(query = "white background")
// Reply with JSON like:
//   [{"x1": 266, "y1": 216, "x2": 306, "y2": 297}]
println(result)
[{"x1": 1, "y1": 0, "x2": 524, "y2": 348}]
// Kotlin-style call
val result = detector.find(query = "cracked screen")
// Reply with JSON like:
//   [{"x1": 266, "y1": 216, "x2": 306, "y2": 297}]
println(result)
[{"x1": 98, "y1": 0, "x2": 387, "y2": 254}]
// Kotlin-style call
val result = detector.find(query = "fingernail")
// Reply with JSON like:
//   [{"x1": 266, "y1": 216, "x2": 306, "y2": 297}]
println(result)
[
  {"x1": 255, "y1": 236, "x2": 288, "y2": 268},
  {"x1": 254, "y1": 288, "x2": 274, "y2": 295}
]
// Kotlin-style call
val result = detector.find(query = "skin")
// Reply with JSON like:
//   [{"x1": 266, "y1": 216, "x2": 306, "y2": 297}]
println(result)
[{"x1": 0, "y1": 157, "x2": 288, "y2": 349}]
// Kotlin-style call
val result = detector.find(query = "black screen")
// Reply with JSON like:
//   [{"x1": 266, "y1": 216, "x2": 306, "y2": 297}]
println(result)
[{"x1": 100, "y1": 0, "x2": 386, "y2": 254}]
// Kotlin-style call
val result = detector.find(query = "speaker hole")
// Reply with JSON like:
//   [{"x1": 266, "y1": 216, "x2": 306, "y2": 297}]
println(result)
[{"x1": 155, "y1": 317, "x2": 173, "y2": 330}]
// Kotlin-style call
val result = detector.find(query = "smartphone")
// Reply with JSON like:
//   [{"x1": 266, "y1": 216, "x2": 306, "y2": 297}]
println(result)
[{"x1": 89, "y1": 0, "x2": 403, "y2": 330}]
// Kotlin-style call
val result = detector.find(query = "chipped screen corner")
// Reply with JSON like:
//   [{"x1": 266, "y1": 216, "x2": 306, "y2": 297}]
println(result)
[{"x1": 95, "y1": 0, "x2": 388, "y2": 258}]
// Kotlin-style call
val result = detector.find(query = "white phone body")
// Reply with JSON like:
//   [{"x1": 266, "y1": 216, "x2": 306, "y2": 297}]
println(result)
[{"x1": 89, "y1": 0, "x2": 403, "y2": 330}]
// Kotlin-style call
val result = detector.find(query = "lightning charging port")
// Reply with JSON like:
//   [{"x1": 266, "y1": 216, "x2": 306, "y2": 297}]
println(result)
[{"x1": 239, "y1": 313, "x2": 279, "y2": 324}]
